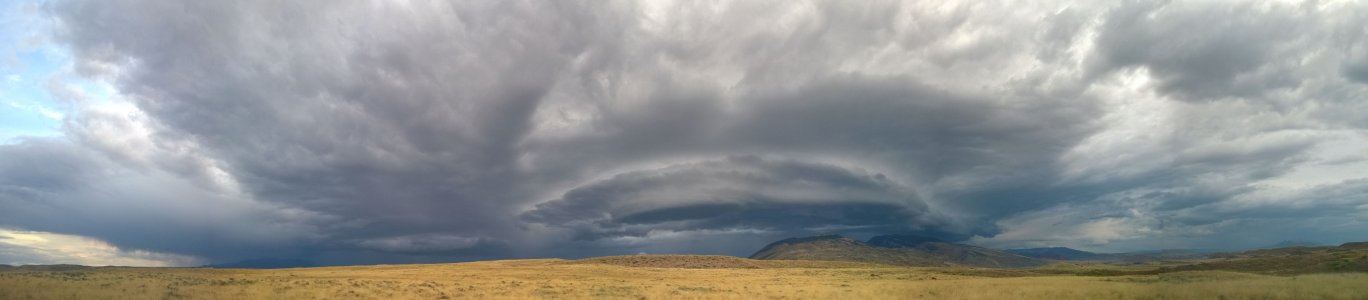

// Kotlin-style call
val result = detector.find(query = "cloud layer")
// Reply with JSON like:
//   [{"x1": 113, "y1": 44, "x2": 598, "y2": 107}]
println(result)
[
  {"x1": 0, "y1": 0, "x2": 1365, "y2": 265},
  {"x1": 522, "y1": 156, "x2": 937, "y2": 239}
]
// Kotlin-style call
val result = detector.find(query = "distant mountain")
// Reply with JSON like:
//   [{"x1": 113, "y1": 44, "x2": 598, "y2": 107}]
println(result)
[
  {"x1": 1006, "y1": 247, "x2": 1108, "y2": 260},
  {"x1": 1006, "y1": 247, "x2": 1221, "y2": 262},
  {"x1": 749, "y1": 234, "x2": 1048, "y2": 268},
  {"x1": 203, "y1": 258, "x2": 317, "y2": 269},
  {"x1": 1112, "y1": 249, "x2": 1216, "y2": 262},
  {"x1": 1265, "y1": 240, "x2": 1322, "y2": 249},
  {"x1": 0, "y1": 264, "x2": 92, "y2": 272}
]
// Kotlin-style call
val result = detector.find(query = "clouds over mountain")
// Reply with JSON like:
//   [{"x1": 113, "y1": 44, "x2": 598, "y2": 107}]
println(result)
[{"x1": 0, "y1": 0, "x2": 1365, "y2": 265}]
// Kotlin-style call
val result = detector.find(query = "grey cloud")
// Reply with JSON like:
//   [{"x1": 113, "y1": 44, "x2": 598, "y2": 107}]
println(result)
[
  {"x1": 522, "y1": 156, "x2": 937, "y2": 239},
  {"x1": 41, "y1": 0, "x2": 619, "y2": 262},
  {"x1": 1346, "y1": 46, "x2": 1368, "y2": 84},
  {"x1": 1346, "y1": 64, "x2": 1368, "y2": 84},
  {"x1": 0, "y1": 138, "x2": 95, "y2": 195},
  {"x1": 1177, "y1": 179, "x2": 1368, "y2": 223},
  {"x1": 352, "y1": 234, "x2": 508, "y2": 256},
  {"x1": 1090, "y1": 1, "x2": 1305, "y2": 100},
  {"x1": 0, "y1": 137, "x2": 322, "y2": 262},
  {"x1": 973, "y1": 178, "x2": 1368, "y2": 251}
]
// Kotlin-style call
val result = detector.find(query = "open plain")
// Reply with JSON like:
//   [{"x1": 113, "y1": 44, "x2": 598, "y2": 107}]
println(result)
[{"x1": 2, "y1": 255, "x2": 1366, "y2": 299}]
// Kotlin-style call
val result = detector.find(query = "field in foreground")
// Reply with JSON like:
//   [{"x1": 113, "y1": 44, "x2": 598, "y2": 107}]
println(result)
[{"x1": 2, "y1": 256, "x2": 1367, "y2": 299}]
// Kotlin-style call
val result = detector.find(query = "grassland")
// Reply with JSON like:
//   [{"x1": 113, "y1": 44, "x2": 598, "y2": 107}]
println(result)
[{"x1": 1, "y1": 256, "x2": 1366, "y2": 299}]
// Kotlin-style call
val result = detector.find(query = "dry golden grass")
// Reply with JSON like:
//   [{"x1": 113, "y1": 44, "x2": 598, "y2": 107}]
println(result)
[
  {"x1": 1, "y1": 257, "x2": 1366, "y2": 299},
  {"x1": 566, "y1": 255, "x2": 885, "y2": 269}
]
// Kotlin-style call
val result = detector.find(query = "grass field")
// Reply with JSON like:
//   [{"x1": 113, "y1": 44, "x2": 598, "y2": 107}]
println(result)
[{"x1": 1, "y1": 256, "x2": 1366, "y2": 299}]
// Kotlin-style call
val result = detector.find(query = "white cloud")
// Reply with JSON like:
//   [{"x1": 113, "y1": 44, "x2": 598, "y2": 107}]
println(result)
[
  {"x1": 1, "y1": 100, "x2": 64, "y2": 120},
  {"x1": 0, "y1": 227, "x2": 202, "y2": 266},
  {"x1": 35, "y1": 106, "x2": 61, "y2": 120},
  {"x1": 966, "y1": 205, "x2": 1155, "y2": 251}
]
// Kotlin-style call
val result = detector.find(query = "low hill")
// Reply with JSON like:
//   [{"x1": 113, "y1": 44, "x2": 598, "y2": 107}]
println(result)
[
  {"x1": 1265, "y1": 240, "x2": 1322, "y2": 249},
  {"x1": 1007, "y1": 247, "x2": 1108, "y2": 260},
  {"x1": 748, "y1": 235, "x2": 948, "y2": 266},
  {"x1": 1181, "y1": 242, "x2": 1368, "y2": 275},
  {"x1": 749, "y1": 234, "x2": 1047, "y2": 268},
  {"x1": 1008, "y1": 247, "x2": 1215, "y2": 262},
  {"x1": 1114, "y1": 249, "x2": 1217, "y2": 263},
  {"x1": 0, "y1": 264, "x2": 91, "y2": 272}
]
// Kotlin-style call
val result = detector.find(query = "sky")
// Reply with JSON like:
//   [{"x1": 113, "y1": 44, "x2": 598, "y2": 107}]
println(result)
[{"x1": 0, "y1": 0, "x2": 1366, "y2": 267}]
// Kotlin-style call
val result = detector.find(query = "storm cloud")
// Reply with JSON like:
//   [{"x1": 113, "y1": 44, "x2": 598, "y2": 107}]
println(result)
[
  {"x1": 0, "y1": 0, "x2": 1365, "y2": 265},
  {"x1": 522, "y1": 156, "x2": 937, "y2": 239}
]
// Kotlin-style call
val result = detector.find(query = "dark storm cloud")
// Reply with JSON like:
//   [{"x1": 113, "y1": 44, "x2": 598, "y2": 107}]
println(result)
[
  {"x1": 520, "y1": 74, "x2": 1099, "y2": 222},
  {"x1": 1346, "y1": 64, "x2": 1368, "y2": 84},
  {"x1": 0, "y1": 138, "x2": 94, "y2": 194},
  {"x1": 1, "y1": 0, "x2": 1365, "y2": 264},
  {"x1": 0, "y1": 135, "x2": 324, "y2": 260},
  {"x1": 522, "y1": 156, "x2": 937, "y2": 239},
  {"x1": 30, "y1": 0, "x2": 620, "y2": 263}
]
